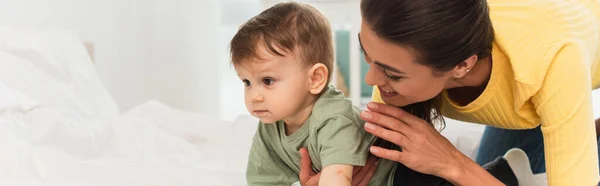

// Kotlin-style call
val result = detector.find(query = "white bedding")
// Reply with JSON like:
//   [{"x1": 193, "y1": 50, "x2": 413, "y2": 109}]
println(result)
[
  {"x1": 0, "y1": 27, "x2": 253, "y2": 185},
  {"x1": 0, "y1": 27, "x2": 548, "y2": 186}
]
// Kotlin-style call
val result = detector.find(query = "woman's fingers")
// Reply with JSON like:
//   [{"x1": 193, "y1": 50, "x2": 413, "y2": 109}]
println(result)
[
  {"x1": 369, "y1": 146, "x2": 405, "y2": 163},
  {"x1": 354, "y1": 155, "x2": 377, "y2": 176},
  {"x1": 361, "y1": 110, "x2": 413, "y2": 139},
  {"x1": 364, "y1": 154, "x2": 378, "y2": 169},
  {"x1": 366, "y1": 102, "x2": 423, "y2": 127},
  {"x1": 352, "y1": 155, "x2": 379, "y2": 186},
  {"x1": 299, "y1": 148, "x2": 313, "y2": 176},
  {"x1": 364, "y1": 122, "x2": 408, "y2": 147},
  {"x1": 299, "y1": 148, "x2": 320, "y2": 186},
  {"x1": 353, "y1": 154, "x2": 375, "y2": 175},
  {"x1": 363, "y1": 102, "x2": 472, "y2": 179},
  {"x1": 358, "y1": 159, "x2": 379, "y2": 186}
]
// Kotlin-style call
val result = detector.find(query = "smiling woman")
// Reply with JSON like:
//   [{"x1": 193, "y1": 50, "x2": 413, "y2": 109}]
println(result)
[
  {"x1": 358, "y1": 31, "x2": 448, "y2": 126},
  {"x1": 358, "y1": 0, "x2": 600, "y2": 185},
  {"x1": 338, "y1": 0, "x2": 600, "y2": 185}
]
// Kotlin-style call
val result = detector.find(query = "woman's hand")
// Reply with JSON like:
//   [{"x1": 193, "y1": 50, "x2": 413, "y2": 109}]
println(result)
[
  {"x1": 360, "y1": 102, "x2": 467, "y2": 179},
  {"x1": 299, "y1": 148, "x2": 378, "y2": 186}
]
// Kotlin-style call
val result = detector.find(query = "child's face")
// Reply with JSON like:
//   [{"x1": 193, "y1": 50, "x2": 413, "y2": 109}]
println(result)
[{"x1": 235, "y1": 49, "x2": 313, "y2": 124}]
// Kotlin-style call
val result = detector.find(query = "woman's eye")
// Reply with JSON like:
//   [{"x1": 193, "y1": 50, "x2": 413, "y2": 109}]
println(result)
[
  {"x1": 384, "y1": 73, "x2": 403, "y2": 82},
  {"x1": 262, "y1": 78, "x2": 274, "y2": 85},
  {"x1": 380, "y1": 67, "x2": 403, "y2": 82},
  {"x1": 242, "y1": 79, "x2": 251, "y2": 87}
]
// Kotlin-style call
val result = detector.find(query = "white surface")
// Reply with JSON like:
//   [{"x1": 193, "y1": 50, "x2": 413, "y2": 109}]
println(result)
[
  {"x1": 0, "y1": 28, "x2": 252, "y2": 185},
  {"x1": 0, "y1": 100, "x2": 256, "y2": 185},
  {"x1": 0, "y1": 27, "x2": 119, "y2": 120},
  {"x1": 0, "y1": 0, "x2": 222, "y2": 117}
]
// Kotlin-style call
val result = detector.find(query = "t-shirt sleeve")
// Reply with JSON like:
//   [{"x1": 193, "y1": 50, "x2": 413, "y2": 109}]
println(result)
[
  {"x1": 317, "y1": 115, "x2": 375, "y2": 167},
  {"x1": 246, "y1": 125, "x2": 298, "y2": 186}
]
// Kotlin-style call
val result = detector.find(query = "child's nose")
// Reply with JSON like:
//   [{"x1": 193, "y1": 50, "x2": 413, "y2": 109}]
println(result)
[{"x1": 253, "y1": 94, "x2": 264, "y2": 103}]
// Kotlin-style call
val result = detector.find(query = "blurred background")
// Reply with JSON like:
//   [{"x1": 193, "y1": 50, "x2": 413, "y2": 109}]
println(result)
[{"x1": 0, "y1": 0, "x2": 378, "y2": 121}]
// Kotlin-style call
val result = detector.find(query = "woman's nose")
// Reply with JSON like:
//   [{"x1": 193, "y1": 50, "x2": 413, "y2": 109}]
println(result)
[{"x1": 365, "y1": 67, "x2": 386, "y2": 86}]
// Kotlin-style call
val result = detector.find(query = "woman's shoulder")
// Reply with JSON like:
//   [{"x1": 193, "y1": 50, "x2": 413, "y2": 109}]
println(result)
[
  {"x1": 489, "y1": 0, "x2": 597, "y2": 41},
  {"x1": 489, "y1": 0, "x2": 599, "y2": 85},
  {"x1": 489, "y1": 0, "x2": 592, "y2": 17}
]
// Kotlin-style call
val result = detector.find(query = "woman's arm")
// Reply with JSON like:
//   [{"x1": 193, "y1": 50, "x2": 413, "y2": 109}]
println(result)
[
  {"x1": 445, "y1": 154, "x2": 505, "y2": 186},
  {"x1": 361, "y1": 102, "x2": 504, "y2": 186},
  {"x1": 531, "y1": 43, "x2": 599, "y2": 186}
]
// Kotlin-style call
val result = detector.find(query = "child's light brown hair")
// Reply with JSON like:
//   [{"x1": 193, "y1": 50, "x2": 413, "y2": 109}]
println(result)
[{"x1": 229, "y1": 2, "x2": 333, "y2": 82}]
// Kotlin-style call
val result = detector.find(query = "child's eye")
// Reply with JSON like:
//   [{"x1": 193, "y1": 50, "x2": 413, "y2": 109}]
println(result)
[
  {"x1": 262, "y1": 78, "x2": 274, "y2": 86},
  {"x1": 242, "y1": 79, "x2": 251, "y2": 87}
]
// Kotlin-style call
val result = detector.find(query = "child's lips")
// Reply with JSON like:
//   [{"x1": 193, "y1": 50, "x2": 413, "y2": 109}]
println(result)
[{"x1": 253, "y1": 110, "x2": 269, "y2": 115}]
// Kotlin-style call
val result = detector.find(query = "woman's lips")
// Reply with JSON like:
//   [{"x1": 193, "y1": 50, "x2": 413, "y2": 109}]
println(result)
[{"x1": 378, "y1": 86, "x2": 398, "y2": 97}]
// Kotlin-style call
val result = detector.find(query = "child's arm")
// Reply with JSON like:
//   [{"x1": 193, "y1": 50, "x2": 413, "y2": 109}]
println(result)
[
  {"x1": 319, "y1": 164, "x2": 353, "y2": 186},
  {"x1": 315, "y1": 114, "x2": 378, "y2": 185}
]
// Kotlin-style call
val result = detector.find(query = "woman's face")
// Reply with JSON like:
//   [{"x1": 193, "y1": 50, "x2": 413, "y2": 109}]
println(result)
[{"x1": 359, "y1": 21, "x2": 458, "y2": 107}]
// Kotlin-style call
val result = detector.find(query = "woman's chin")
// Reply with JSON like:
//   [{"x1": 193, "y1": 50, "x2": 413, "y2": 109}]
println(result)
[
  {"x1": 381, "y1": 97, "x2": 410, "y2": 107},
  {"x1": 382, "y1": 98, "x2": 428, "y2": 109}
]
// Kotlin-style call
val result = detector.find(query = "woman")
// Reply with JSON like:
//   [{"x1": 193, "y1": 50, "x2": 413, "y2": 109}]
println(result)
[{"x1": 299, "y1": 0, "x2": 600, "y2": 185}]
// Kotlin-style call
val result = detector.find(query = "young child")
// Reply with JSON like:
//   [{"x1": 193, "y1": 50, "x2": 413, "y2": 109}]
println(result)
[{"x1": 229, "y1": 2, "x2": 397, "y2": 186}]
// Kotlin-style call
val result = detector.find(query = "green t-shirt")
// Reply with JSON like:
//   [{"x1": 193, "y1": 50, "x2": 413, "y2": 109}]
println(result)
[{"x1": 246, "y1": 86, "x2": 397, "y2": 186}]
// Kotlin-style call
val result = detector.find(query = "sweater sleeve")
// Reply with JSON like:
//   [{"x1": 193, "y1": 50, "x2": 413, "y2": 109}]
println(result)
[{"x1": 532, "y1": 43, "x2": 599, "y2": 186}]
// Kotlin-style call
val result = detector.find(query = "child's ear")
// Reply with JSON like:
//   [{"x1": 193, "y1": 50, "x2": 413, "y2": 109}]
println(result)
[{"x1": 308, "y1": 63, "x2": 328, "y2": 95}]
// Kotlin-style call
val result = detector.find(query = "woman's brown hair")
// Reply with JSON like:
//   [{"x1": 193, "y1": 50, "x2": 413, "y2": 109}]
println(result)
[{"x1": 361, "y1": 0, "x2": 495, "y2": 126}]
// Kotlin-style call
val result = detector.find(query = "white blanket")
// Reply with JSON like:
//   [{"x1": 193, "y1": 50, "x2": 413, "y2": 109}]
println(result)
[
  {"x1": 0, "y1": 99, "x2": 255, "y2": 185},
  {"x1": 0, "y1": 27, "x2": 253, "y2": 185}
]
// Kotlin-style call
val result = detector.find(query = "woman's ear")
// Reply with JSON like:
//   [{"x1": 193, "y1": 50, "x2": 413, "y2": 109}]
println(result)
[
  {"x1": 308, "y1": 63, "x2": 329, "y2": 95},
  {"x1": 451, "y1": 55, "x2": 478, "y2": 78}
]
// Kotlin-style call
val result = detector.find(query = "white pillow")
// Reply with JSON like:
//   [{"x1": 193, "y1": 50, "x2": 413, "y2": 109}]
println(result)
[
  {"x1": 440, "y1": 118, "x2": 486, "y2": 160},
  {"x1": 0, "y1": 27, "x2": 118, "y2": 121}
]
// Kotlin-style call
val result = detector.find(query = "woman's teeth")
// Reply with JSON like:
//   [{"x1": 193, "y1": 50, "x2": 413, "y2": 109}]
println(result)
[{"x1": 382, "y1": 89, "x2": 395, "y2": 93}]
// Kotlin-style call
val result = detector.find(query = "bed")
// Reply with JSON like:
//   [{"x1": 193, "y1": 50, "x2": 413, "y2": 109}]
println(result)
[{"x1": 0, "y1": 27, "x2": 548, "y2": 185}]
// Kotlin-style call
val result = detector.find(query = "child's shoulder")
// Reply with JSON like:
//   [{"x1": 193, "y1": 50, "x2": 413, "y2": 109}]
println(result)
[{"x1": 310, "y1": 85, "x2": 363, "y2": 126}]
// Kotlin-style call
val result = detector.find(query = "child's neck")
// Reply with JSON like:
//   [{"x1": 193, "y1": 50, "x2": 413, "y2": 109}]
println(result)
[{"x1": 283, "y1": 97, "x2": 317, "y2": 136}]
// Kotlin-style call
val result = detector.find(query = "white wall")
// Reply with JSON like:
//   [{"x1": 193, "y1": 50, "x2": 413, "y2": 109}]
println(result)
[
  {"x1": 219, "y1": 0, "x2": 262, "y2": 120},
  {"x1": 0, "y1": 0, "x2": 222, "y2": 117}
]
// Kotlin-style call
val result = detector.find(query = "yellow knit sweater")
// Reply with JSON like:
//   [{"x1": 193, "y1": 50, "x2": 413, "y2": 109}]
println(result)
[{"x1": 372, "y1": 0, "x2": 600, "y2": 185}]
